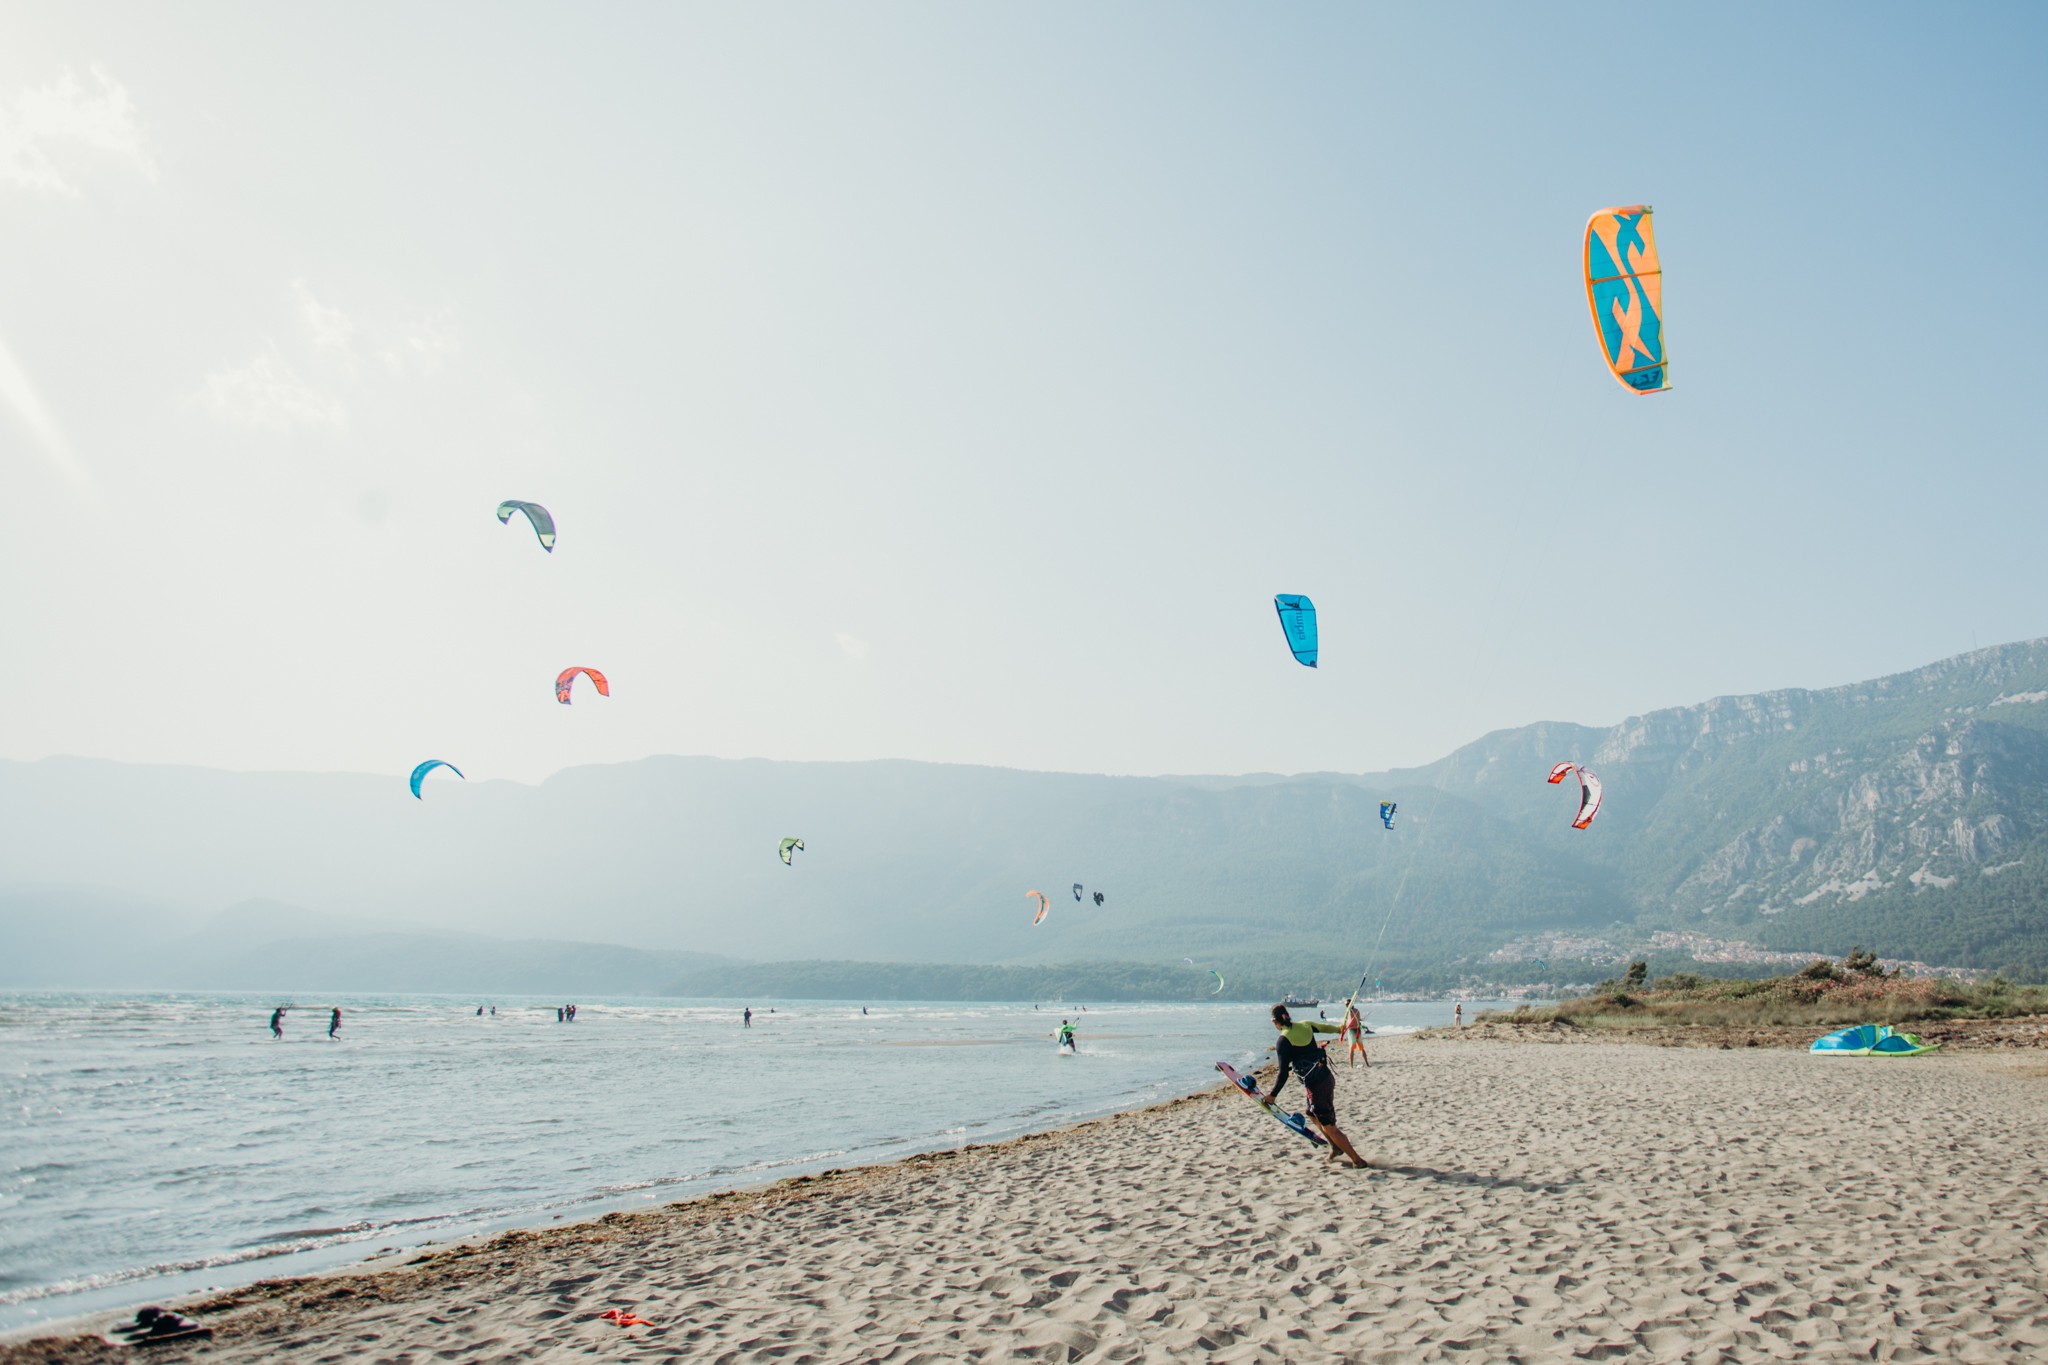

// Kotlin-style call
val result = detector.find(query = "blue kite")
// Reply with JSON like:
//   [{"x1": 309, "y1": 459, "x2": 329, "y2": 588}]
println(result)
[
  {"x1": 409, "y1": 760, "x2": 465, "y2": 799},
  {"x1": 1273, "y1": 594, "x2": 1318, "y2": 668},
  {"x1": 1380, "y1": 801, "x2": 1397, "y2": 830}
]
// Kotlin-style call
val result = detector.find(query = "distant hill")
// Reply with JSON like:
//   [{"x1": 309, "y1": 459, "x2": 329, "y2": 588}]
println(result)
[
  {"x1": 6, "y1": 637, "x2": 2048, "y2": 989},
  {"x1": 0, "y1": 891, "x2": 731, "y2": 996},
  {"x1": 1402, "y1": 639, "x2": 2048, "y2": 973}
]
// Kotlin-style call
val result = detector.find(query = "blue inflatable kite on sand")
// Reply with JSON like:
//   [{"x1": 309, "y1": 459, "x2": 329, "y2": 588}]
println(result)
[
  {"x1": 1809, "y1": 1024, "x2": 1938, "y2": 1056},
  {"x1": 1273, "y1": 594, "x2": 1318, "y2": 668}
]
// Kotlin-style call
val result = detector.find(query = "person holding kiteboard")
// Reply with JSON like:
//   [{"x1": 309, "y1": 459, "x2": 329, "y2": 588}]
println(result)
[
  {"x1": 1057, "y1": 1020, "x2": 1076, "y2": 1053},
  {"x1": 1264, "y1": 1005, "x2": 1368, "y2": 1168}
]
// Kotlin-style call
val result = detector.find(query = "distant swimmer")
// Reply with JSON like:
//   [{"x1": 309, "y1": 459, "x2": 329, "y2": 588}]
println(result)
[
  {"x1": 1263, "y1": 1005, "x2": 1368, "y2": 1169},
  {"x1": 743, "y1": 1007, "x2": 753, "y2": 1028},
  {"x1": 269, "y1": 1006, "x2": 285, "y2": 1040},
  {"x1": 1057, "y1": 1020, "x2": 1076, "y2": 1053},
  {"x1": 329, "y1": 1007, "x2": 342, "y2": 1040}
]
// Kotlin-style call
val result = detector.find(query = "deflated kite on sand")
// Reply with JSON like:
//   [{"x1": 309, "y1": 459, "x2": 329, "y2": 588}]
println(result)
[{"x1": 1810, "y1": 1024, "x2": 1938, "y2": 1056}]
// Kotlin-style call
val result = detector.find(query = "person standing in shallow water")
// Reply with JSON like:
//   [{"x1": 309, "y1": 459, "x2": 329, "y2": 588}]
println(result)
[
  {"x1": 743, "y1": 1007, "x2": 752, "y2": 1028},
  {"x1": 1263, "y1": 1004, "x2": 1369, "y2": 1168},
  {"x1": 328, "y1": 1007, "x2": 341, "y2": 1040},
  {"x1": 269, "y1": 1006, "x2": 285, "y2": 1040}
]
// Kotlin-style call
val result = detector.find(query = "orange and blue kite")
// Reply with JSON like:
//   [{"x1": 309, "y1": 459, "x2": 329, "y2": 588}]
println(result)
[
  {"x1": 1583, "y1": 206, "x2": 1669, "y2": 394},
  {"x1": 555, "y1": 666, "x2": 610, "y2": 705}
]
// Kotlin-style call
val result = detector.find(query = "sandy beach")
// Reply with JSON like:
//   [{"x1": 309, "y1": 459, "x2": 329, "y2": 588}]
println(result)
[{"x1": 14, "y1": 1032, "x2": 2048, "y2": 1364}]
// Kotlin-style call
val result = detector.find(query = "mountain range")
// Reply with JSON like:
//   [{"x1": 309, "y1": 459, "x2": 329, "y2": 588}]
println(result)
[{"x1": 7, "y1": 637, "x2": 2048, "y2": 995}]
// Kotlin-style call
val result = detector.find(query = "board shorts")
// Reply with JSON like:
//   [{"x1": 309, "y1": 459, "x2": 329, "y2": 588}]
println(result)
[{"x1": 1302, "y1": 1068, "x2": 1336, "y2": 1125}]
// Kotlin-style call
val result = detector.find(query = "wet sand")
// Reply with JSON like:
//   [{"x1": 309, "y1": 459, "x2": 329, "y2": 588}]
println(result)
[{"x1": 12, "y1": 1033, "x2": 2048, "y2": 1363}]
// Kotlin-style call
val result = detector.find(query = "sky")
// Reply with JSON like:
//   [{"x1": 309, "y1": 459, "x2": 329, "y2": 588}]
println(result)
[{"x1": 4, "y1": 3, "x2": 2046, "y2": 785}]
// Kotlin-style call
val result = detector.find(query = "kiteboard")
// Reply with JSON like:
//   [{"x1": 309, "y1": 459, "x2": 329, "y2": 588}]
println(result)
[{"x1": 1215, "y1": 1061, "x2": 1325, "y2": 1148}]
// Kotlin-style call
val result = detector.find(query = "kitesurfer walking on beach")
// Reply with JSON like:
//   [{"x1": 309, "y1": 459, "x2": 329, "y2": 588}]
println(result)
[
  {"x1": 1340, "y1": 1002, "x2": 1369, "y2": 1068},
  {"x1": 1263, "y1": 1005, "x2": 1368, "y2": 1168}
]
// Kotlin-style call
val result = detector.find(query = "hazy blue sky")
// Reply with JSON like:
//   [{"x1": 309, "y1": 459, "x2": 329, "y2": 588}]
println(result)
[{"x1": 4, "y1": 4, "x2": 2044, "y2": 783}]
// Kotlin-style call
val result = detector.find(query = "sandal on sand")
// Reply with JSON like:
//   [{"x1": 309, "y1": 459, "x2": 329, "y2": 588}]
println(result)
[{"x1": 109, "y1": 1307, "x2": 213, "y2": 1347}]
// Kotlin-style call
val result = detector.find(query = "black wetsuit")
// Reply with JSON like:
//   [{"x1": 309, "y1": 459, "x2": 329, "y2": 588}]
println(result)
[{"x1": 1271, "y1": 1023, "x2": 1340, "y2": 1124}]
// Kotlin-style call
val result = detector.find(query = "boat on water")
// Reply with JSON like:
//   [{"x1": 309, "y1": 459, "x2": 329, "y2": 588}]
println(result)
[{"x1": 1279, "y1": 995, "x2": 1319, "y2": 1008}]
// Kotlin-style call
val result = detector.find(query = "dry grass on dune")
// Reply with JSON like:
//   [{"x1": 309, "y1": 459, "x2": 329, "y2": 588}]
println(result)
[{"x1": 1472, "y1": 958, "x2": 2048, "y2": 1035}]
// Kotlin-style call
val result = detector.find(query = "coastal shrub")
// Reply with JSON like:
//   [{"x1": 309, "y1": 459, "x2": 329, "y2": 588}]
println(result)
[
  {"x1": 1623, "y1": 960, "x2": 1649, "y2": 988},
  {"x1": 1492, "y1": 968, "x2": 2048, "y2": 1031}
]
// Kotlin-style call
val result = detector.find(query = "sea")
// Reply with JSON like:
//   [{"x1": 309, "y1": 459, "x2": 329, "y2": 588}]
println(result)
[{"x1": 0, "y1": 991, "x2": 1516, "y2": 1332}]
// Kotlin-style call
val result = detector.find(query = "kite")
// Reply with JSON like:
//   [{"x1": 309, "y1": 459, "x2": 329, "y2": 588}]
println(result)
[
  {"x1": 1072, "y1": 883, "x2": 1084, "y2": 901},
  {"x1": 408, "y1": 760, "x2": 464, "y2": 799},
  {"x1": 1379, "y1": 801, "x2": 1397, "y2": 830},
  {"x1": 778, "y1": 837, "x2": 805, "y2": 866},
  {"x1": 1273, "y1": 594, "x2": 1318, "y2": 667},
  {"x1": 1210, "y1": 969, "x2": 1225, "y2": 995},
  {"x1": 1092, "y1": 891, "x2": 1104, "y2": 907},
  {"x1": 1547, "y1": 762, "x2": 1603, "y2": 829},
  {"x1": 496, "y1": 500, "x2": 557, "y2": 551},
  {"x1": 1028, "y1": 890, "x2": 1049, "y2": 926},
  {"x1": 555, "y1": 666, "x2": 610, "y2": 705},
  {"x1": 1583, "y1": 205, "x2": 1670, "y2": 394}
]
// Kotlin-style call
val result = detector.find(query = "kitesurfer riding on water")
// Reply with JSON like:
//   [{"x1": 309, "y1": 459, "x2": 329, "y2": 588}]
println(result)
[{"x1": 1264, "y1": 1005, "x2": 1368, "y2": 1168}]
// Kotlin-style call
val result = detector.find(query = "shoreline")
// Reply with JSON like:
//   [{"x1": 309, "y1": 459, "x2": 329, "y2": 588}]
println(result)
[
  {"x1": 17, "y1": 1031, "x2": 2048, "y2": 1362},
  {"x1": 10, "y1": 994, "x2": 1394, "y2": 1342},
  {"x1": 1, "y1": 1068, "x2": 1251, "y2": 1362}
]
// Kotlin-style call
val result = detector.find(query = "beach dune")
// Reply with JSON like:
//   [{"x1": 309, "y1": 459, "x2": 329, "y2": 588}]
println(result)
[{"x1": 15, "y1": 1036, "x2": 2048, "y2": 1363}]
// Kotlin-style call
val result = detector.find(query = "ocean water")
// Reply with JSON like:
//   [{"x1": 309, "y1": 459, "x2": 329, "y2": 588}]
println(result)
[{"x1": 0, "y1": 991, "x2": 1499, "y2": 1331}]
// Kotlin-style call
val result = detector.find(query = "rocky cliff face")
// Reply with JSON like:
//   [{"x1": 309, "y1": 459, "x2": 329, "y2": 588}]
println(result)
[
  {"x1": 1408, "y1": 638, "x2": 2048, "y2": 924},
  {"x1": 1672, "y1": 718, "x2": 2048, "y2": 916}
]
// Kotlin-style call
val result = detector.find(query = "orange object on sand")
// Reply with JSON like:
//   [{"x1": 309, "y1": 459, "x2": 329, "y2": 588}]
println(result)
[{"x1": 599, "y1": 1309, "x2": 653, "y2": 1327}]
